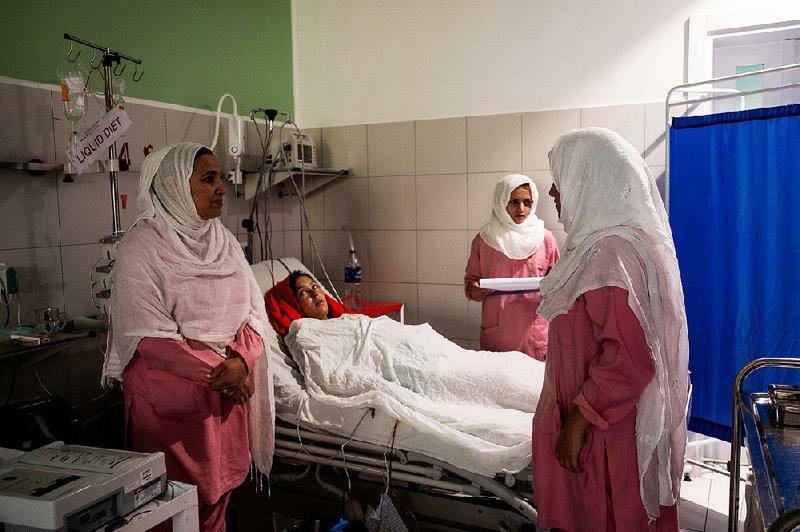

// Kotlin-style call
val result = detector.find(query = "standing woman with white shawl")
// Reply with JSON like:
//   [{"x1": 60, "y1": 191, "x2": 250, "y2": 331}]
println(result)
[
  {"x1": 103, "y1": 143, "x2": 275, "y2": 531},
  {"x1": 464, "y1": 174, "x2": 560, "y2": 360},
  {"x1": 532, "y1": 128, "x2": 689, "y2": 531}
]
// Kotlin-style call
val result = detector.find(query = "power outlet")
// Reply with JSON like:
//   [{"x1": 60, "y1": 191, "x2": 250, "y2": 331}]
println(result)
[{"x1": 0, "y1": 263, "x2": 18, "y2": 295}]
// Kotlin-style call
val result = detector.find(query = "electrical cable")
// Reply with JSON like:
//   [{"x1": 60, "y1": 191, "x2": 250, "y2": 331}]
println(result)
[{"x1": 210, "y1": 93, "x2": 238, "y2": 151}]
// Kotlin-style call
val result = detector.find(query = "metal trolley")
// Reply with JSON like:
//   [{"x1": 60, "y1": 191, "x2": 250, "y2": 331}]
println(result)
[{"x1": 729, "y1": 358, "x2": 800, "y2": 532}]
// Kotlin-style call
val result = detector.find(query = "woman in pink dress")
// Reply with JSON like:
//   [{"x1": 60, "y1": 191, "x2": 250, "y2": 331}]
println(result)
[
  {"x1": 103, "y1": 143, "x2": 275, "y2": 531},
  {"x1": 465, "y1": 174, "x2": 560, "y2": 360},
  {"x1": 532, "y1": 128, "x2": 689, "y2": 531}
]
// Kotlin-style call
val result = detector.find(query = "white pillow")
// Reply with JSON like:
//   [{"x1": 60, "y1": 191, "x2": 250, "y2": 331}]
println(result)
[{"x1": 250, "y1": 257, "x2": 310, "y2": 294}]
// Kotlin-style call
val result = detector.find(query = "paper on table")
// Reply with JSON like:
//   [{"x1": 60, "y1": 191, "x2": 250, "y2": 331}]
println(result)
[{"x1": 479, "y1": 277, "x2": 542, "y2": 291}]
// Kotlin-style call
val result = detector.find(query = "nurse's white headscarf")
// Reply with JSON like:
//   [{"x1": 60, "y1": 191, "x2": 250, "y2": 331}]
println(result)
[
  {"x1": 539, "y1": 128, "x2": 689, "y2": 520},
  {"x1": 479, "y1": 173, "x2": 546, "y2": 259}
]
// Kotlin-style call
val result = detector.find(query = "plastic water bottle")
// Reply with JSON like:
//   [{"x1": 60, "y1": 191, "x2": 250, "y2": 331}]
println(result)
[{"x1": 344, "y1": 249, "x2": 362, "y2": 310}]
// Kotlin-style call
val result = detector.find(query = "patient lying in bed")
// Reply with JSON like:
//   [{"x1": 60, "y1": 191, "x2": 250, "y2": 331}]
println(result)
[{"x1": 264, "y1": 271, "x2": 545, "y2": 475}]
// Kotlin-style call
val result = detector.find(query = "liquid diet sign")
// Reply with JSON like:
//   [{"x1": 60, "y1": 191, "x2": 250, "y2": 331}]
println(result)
[{"x1": 67, "y1": 106, "x2": 132, "y2": 174}]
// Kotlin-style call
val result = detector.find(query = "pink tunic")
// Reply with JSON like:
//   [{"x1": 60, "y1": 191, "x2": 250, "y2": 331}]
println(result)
[
  {"x1": 122, "y1": 326, "x2": 262, "y2": 530},
  {"x1": 532, "y1": 287, "x2": 678, "y2": 531},
  {"x1": 465, "y1": 232, "x2": 560, "y2": 360}
]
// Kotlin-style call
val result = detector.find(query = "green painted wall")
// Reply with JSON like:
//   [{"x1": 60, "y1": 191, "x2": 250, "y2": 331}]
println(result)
[{"x1": 0, "y1": 0, "x2": 293, "y2": 116}]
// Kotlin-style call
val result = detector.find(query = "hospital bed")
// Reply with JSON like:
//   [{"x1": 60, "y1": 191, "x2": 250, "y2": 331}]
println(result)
[{"x1": 251, "y1": 258, "x2": 540, "y2": 531}]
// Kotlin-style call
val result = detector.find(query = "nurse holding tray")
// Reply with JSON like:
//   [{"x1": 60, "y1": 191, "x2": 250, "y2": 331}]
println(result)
[{"x1": 464, "y1": 174, "x2": 560, "y2": 361}]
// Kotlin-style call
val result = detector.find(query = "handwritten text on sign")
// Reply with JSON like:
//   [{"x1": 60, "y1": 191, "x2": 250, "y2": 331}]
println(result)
[{"x1": 68, "y1": 106, "x2": 132, "y2": 174}]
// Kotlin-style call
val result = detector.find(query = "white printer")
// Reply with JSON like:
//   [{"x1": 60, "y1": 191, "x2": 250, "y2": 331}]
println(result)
[{"x1": 0, "y1": 442, "x2": 166, "y2": 531}]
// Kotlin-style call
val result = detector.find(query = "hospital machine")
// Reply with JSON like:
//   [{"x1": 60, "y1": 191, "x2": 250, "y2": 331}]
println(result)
[
  {"x1": 0, "y1": 441, "x2": 166, "y2": 531},
  {"x1": 251, "y1": 257, "x2": 539, "y2": 530}
]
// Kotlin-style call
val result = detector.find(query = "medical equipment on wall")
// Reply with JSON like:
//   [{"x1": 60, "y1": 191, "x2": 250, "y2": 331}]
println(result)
[
  {"x1": 0, "y1": 441, "x2": 166, "y2": 531},
  {"x1": 210, "y1": 93, "x2": 245, "y2": 185},
  {"x1": 281, "y1": 132, "x2": 317, "y2": 169}
]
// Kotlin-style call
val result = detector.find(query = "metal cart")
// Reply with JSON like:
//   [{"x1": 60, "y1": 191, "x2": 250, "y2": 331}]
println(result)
[{"x1": 729, "y1": 358, "x2": 800, "y2": 532}]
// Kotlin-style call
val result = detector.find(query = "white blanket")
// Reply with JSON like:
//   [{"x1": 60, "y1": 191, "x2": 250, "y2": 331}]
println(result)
[{"x1": 284, "y1": 314, "x2": 545, "y2": 475}]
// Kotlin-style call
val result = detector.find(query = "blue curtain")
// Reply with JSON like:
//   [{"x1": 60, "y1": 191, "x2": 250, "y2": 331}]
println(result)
[{"x1": 670, "y1": 104, "x2": 800, "y2": 441}]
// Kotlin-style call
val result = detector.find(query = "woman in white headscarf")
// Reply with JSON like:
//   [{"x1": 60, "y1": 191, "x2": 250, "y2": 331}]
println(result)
[
  {"x1": 532, "y1": 128, "x2": 689, "y2": 531},
  {"x1": 103, "y1": 142, "x2": 275, "y2": 532},
  {"x1": 464, "y1": 174, "x2": 560, "y2": 360}
]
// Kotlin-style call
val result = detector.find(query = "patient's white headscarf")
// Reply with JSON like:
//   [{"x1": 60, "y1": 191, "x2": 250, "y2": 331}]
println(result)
[
  {"x1": 479, "y1": 173, "x2": 546, "y2": 259},
  {"x1": 539, "y1": 128, "x2": 689, "y2": 520},
  {"x1": 102, "y1": 143, "x2": 275, "y2": 473}
]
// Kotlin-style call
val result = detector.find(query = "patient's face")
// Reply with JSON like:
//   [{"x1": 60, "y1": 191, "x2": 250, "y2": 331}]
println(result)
[{"x1": 295, "y1": 275, "x2": 329, "y2": 320}]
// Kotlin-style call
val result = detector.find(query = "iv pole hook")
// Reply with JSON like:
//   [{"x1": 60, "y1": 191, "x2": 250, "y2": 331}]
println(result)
[
  {"x1": 132, "y1": 64, "x2": 144, "y2": 82},
  {"x1": 67, "y1": 42, "x2": 81, "y2": 63},
  {"x1": 113, "y1": 62, "x2": 126, "y2": 76}
]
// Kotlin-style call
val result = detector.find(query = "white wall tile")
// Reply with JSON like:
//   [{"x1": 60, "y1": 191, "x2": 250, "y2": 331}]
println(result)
[
  {"x1": 369, "y1": 176, "x2": 416, "y2": 230},
  {"x1": 165, "y1": 109, "x2": 213, "y2": 146},
  {"x1": 0, "y1": 82, "x2": 55, "y2": 164},
  {"x1": 283, "y1": 188, "x2": 324, "y2": 231},
  {"x1": 580, "y1": 104, "x2": 646, "y2": 154},
  {"x1": 57, "y1": 172, "x2": 118, "y2": 245},
  {"x1": 418, "y1": 284, "x2": 469, "y2": 340},
  {"x1": 324, "y1": 228, "x2": 370, "y2": 283},
  {"x1": 61, "y1": 243, "x2": 104, "y2": 318},
  {"x1": 529, "y1": 170, "x2": 562, "y2": 231},
  {"x1": 284, "y1": 229, "x2": 302, "y2": 260},
  {"x1": 644, "y1": 101, "x2": 666, "y2": 167},
  {"x1": 416, "y1": 174, "x2": 467, "y2": 230},
  {"x1": 0, "y1": 246, "x2": 64, "y2": 324},
  {"x1": 651, "y1": 165, "x2": 666, "y2": 204},
  {"x1": 0, "y1": 172, "x2": 61, "y2": 250},
  {"x1": 370, "y1": 230, "x2": 416, "y2": 283},
  {"x1": 302, "y1": 230, "x2": 326, "y2": 274},
  {"x1": 370, "y1": 282, "x2": 418, "y2": 325},
  {"x1": 244, "y1": 229, "x2": 285, "y2": 264},
  {"x1": 323, "y1": 176, "x2": 369, "y2": 230},
  {"x1": 415, "y1": 117, "x2": 467, "y2": 175},
  {"x1": 367, "y1": 121, "x2": 415, "y2": 177},
  {"x1": 118, "y1": 102, "x2": 168, "y2": 172},
  {"x1": 321, "y1": 125, "x2": 368, "y2": 177},
  {"x1": 417, "y1": 230, "x2": 470, "y2": 285},
  {"x1": 467, "y1": 171, "x2": 507, "y2": 230},
  {"x1": 466, "y1": 113, "x2": 522, "y2": 173},
  {"x1": 522, "y1": 109, "x2": 581, "y2": 172}
]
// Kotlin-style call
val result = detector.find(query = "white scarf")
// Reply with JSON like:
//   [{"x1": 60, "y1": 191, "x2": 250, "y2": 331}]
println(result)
[
  {"x1": 538, "y1": 128, "x2": 689, "y2": 519},
  {"x1": 102, "y1": 142, "x2": 275, "y2": 473},
  {"x1": 479, "y1": 173, "x2": 546, "y2": 259}
]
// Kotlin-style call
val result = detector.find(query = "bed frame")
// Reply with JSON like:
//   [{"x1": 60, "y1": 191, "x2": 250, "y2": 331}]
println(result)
[{"x1": 267, "y1": 418, "x2": 537, "y2": 531}]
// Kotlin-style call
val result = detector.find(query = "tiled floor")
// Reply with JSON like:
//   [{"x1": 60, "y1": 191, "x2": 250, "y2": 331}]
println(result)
[
  {"x1": 679, "y1": 467, "x2": 746, "y2": 532},
  {"x1": 232, "y1": 463, "x2": 750, "y2": 531}
]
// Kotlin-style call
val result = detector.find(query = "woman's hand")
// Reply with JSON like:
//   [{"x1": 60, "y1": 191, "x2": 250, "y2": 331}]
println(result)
[
  {"x1": 555, "y1": 408, "x2": 590, "y2": 473},
  {"x1": 465, "y1": 281, "x2": 494, "y2": 302},
  {"x1": 209, "y1": 356, "x2": 251, "y2": 403}
]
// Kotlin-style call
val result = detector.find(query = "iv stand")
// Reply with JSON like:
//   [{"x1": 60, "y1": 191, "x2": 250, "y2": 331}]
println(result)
[{"x1": 63, "y1": 33, "x2": 142, "y2": 235}]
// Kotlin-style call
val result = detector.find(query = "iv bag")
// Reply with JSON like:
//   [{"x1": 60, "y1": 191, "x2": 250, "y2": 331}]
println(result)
[{"x1": 57, "y1": 62, "x2": 88, "y2": 123}]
